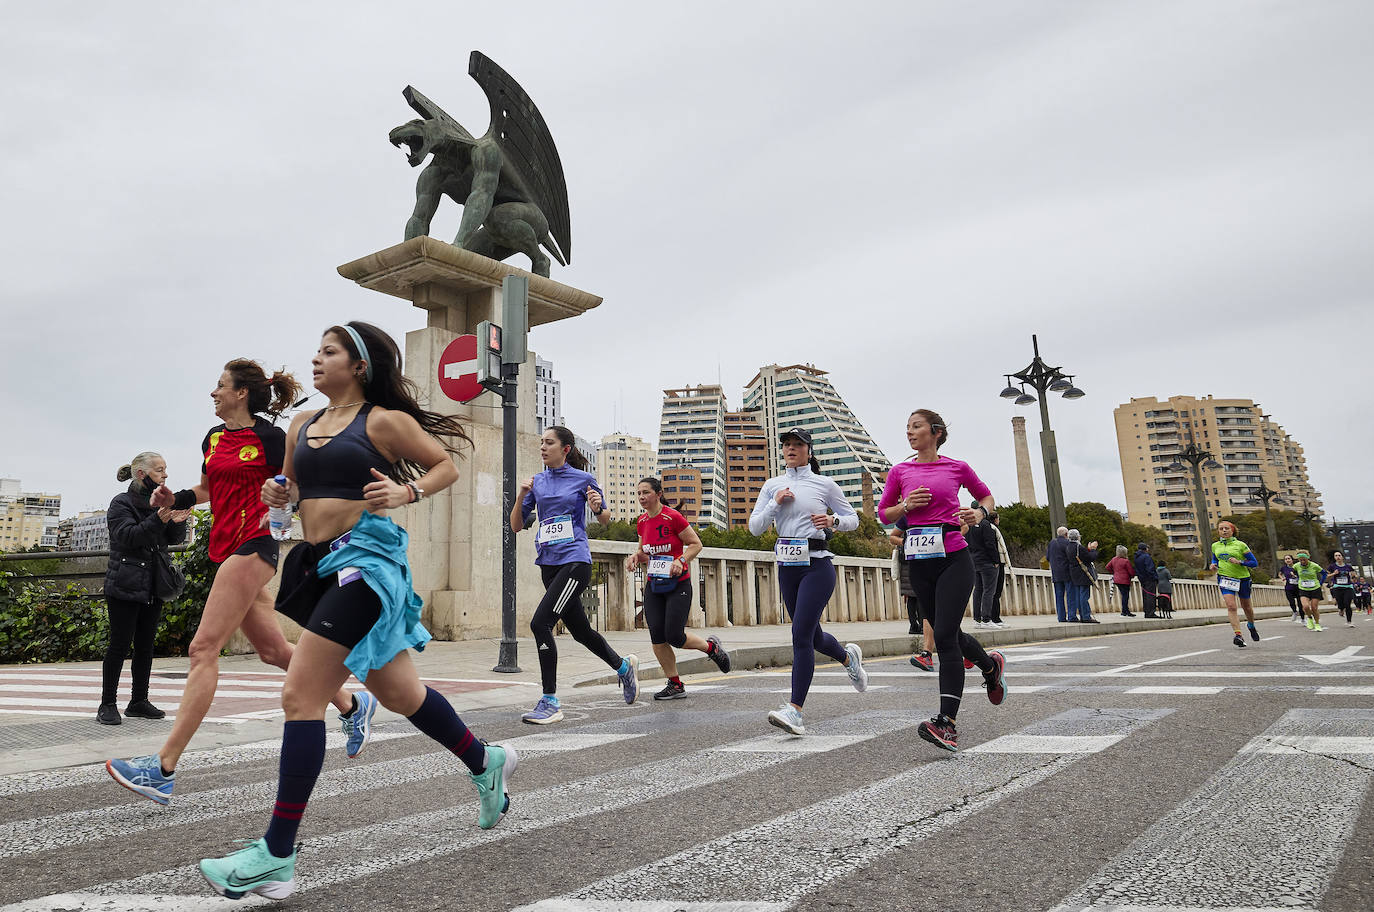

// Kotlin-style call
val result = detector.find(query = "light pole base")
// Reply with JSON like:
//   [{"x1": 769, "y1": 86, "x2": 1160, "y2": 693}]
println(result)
[{"x1": 493, "y1": 640, "x2": 521, "y2": 674}]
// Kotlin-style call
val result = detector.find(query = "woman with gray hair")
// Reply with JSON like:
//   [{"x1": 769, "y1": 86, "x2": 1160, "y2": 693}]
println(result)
[
  {"x1": 1105, "y1": 544, "x2": 1137, "y2": 618},
  {"x1": 99, "y1": 452, "x2": 191, "y2": 725},
  {"x1": 1065, "y1": 529, "x2": 1100, "y2": 624}
]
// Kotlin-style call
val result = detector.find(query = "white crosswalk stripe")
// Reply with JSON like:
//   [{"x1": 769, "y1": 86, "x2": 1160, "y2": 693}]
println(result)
[
  {"x1": 515, "y1": 709, "x2": 1171, "y2": 911},
  {"x1": 1047, "y1": 709, "x2": 1374, "y2": 912}
]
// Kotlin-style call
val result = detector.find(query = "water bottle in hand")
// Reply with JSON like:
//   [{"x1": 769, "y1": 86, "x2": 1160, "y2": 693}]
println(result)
[{"x1": 268, "y1": 475, "x2": 292, "y2": 541}]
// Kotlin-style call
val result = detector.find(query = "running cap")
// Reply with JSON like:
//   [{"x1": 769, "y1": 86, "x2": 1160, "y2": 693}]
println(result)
[{"x1": 779, "y1": 428, "x2": 812, "y2": 446}]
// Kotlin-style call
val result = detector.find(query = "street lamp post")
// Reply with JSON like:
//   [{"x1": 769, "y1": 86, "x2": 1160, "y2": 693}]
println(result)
[
  {"x1": 1292, "y1": 501, "x2": 1320, "y2": 557},
  {"x1": 1248, "y1": 481, "x2": 1286, "y2": 577},
  {"x1": 999, "y1": 334, "x2": 1084, "y2": 536},
  {"x1": 1164, "y1": 442, "x2": 1222, "y2": 557}
]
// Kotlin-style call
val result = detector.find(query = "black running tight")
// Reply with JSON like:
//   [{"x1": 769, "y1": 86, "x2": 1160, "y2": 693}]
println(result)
[
  {"x1": 906, "y1": 548, "x2": 992, "y2": 720},
  {"x1": 1333, "y1": 588, "x2": 1354, "y2": 623},
  {"x1": 530, "y1": 562, "x2": 622, "y2": 694}
]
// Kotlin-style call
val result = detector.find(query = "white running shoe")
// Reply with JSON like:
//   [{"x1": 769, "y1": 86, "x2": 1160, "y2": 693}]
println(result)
[
  {"x1": 844, "y1": 643, "x2": 868, "y2": 693},
  {"x1": 767, "y1": 703, "x2": 805, "y2": 736}
]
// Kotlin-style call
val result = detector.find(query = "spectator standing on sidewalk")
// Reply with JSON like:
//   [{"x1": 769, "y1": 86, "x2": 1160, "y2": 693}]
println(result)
[
  {"x1": 99, "y1": 453, "x2": 191, "y2": 725},
  {"x1": 1046, "y1": 526, "x2": 1072, "y2": 622},
  {"x1": 990, "y1": 512, "x2": 1010, "y2": 626},
  {"x1": 1155, "y1": 562, "x2": 1174, "y2": 618},
  {"x1": 1066, "y1": 529, "x2": 1100, "y2": 623},
  {"x1": 966, "y1": 503, "x2": 1002, "y2": 629},
  {"x1": 1106, "y1": 545, "x2": 1137, "y2": 617},
  {"x1": 1134, "y1": 542, "x2": 1159, "y2": 618}
]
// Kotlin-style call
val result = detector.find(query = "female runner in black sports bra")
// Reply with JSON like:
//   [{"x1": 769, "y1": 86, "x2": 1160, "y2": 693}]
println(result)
[{"x1": 197, "y1": 322, "x2": 515, "y2": 901}]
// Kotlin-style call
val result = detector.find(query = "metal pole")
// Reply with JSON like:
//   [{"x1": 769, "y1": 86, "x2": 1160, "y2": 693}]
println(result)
[
  {"x1": 1190, "y1": 460, "x2": 1211, "y2": 558},
  {"x1": 494, "y1": 360, "x2": 521, "y2": 673},
  {"x1": 1261, "y1": 500, "x2": 1279, "y2": 577},
  {"x1": 1038, "y1": 403, "x2": 1066, "y2": 534}
]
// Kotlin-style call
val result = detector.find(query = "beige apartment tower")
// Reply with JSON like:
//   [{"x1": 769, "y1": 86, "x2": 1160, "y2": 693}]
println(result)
[
  {"x1": 598, "y1": 433, "x2": 657, "y2": 522},
  {"x1": 1114, "y1": 395, "x2": 1323, "y2": 550}
]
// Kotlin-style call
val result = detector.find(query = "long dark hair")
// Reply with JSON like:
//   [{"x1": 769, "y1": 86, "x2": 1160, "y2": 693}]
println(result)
[
  {"x1": 548, "y1": 425, "x2": 589, "y2": 471},
  {"x1": 225, "y1": 359, "x2": 301, "y2": 418},
  {"x1": 638, "y1": 476, "x2": 681, "y2": 512},
  {"x1": 327, "y1": 321, "x2": 473, "y2": 482}
]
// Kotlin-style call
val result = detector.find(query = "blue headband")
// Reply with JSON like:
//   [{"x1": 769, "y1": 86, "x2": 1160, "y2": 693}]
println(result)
[{"x1": 342, "y1": 325, "x2": 373, "y2": 384}]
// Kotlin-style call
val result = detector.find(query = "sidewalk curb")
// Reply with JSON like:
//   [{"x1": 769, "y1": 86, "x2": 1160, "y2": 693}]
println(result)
[{"x1": 572, "y1": 608, "x2": 1294, "y2": 688}]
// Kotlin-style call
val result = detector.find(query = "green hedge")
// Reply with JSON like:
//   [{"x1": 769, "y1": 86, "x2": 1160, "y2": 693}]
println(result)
[{"x1": 0, "y1": 510, "x2": 217, "y2": 665}]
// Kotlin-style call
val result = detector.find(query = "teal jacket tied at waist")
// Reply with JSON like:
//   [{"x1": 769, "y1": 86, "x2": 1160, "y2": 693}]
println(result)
[{"x1": 315, "y1": 511, "x2": 431, "y2": 682}]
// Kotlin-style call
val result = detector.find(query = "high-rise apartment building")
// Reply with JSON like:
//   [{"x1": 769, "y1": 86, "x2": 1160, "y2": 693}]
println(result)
[
  {"x1": 598, "y1": 432, "x2": 657, "y2": 521},
  {"x1": 0, "y1": 482, "x2": 62, "y2": 551},
  {"x1": 1114, "y1": 395, "x2": 1323, "y2": 550},
  {"x1": 742, "y1": 364, "x2": 891, "y2": 516},
  {"x1": 657, "y1": 385, "x2": 729, "y2": 528},
  {"x1": 533, "y1": 356, "x2": 564, "y2": 433},
  {"x1": 70, "y1": 511, "x2": 111, "y2": 551},
  {"x1": 660, "y1": 465, "x2": 703, "y2": 525},
  {"x1": 723, "y1": 411, "x2": 769, "y2": 527}
]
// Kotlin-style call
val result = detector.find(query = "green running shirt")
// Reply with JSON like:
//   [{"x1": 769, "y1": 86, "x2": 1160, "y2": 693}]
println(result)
[
  {"x1": 1294, "y1": 562, "x2": 1324, "y2": 591},
  {"x1": 1211, "y1": 538, "x2": 1253, "y2": 580}
]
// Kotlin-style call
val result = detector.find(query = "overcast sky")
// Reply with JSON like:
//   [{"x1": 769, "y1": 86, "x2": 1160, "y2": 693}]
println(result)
[{"x1": 2, "y1": 2, "x2": 1370, "y2": 525}]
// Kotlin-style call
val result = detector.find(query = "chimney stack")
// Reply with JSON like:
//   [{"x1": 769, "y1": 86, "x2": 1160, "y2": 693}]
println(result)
[{"x1": 1012, "y1": 416, "x2": 1037, "y2": 506}]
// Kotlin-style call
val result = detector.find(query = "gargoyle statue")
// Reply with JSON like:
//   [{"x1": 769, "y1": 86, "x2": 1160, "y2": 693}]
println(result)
[{"x1": 389, "y1": 51, "x2": 572, "y2": 277}]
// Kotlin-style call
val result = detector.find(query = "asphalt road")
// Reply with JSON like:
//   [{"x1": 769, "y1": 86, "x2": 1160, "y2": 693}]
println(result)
[{"x1": 3, "y1": 617, "x2": 1373, "y2": 912}]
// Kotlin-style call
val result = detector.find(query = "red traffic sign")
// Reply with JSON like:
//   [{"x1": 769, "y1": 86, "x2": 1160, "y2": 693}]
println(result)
[{"x1": 438, "y1": 334, "x2": 484, "y2": 403}]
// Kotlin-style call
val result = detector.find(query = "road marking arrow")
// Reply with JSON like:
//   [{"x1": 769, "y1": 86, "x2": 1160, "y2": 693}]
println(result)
[{"x1": 1300, "y1": 645, "x2": 1368, "y2": 666}]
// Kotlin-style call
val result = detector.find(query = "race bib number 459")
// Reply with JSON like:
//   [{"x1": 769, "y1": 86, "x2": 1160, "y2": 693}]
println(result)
[{"x1": 537, "y1": 515, "x2": 574, "y2": 545}]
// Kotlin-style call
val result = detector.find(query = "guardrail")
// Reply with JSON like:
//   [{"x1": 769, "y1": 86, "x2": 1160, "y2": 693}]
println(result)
[{"x1": 587, "y1": 541, "x2": 1289, "y2": 632}]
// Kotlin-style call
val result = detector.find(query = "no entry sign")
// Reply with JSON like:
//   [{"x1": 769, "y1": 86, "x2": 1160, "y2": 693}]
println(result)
[{"x1": 437, "y1": 334, "x2": 484, "y2": 403}]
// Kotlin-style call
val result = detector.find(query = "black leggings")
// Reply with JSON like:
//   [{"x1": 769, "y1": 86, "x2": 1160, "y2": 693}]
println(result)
[
  {"x1": 531, "y1": 562, "x2": 622, "y2": 694},
  {"x1": 1334, "y1": 588, "x2": 1354, "y2": 623},
  {"x1": 643, "y1": 579, "x2": 694, "y2": 647},
  {"x1": 102, "y1": 597, "x2": 162, "y2": 705},
  {"x1": 778, "y1": 558, "x2": 846, "y2": 708},
  {"x1": 907, "y1": 548, "x2": 992, "y2": 720},
  {"x1": 1286, "y1": 589, "x2": 1301, "y2": 612}
]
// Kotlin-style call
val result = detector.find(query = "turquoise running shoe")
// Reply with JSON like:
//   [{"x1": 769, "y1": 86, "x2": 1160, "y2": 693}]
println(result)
[
  {"x1": 106, "y1": 754, "x2": 174, "y2": 805},
  {"x1": 619, "y1": 654, "x2": 640, "y2": 704},
  {"x1": 341, "y1": 691, "x2": 378, "y2": 759},
  {"x1": 199, "y1": 838, "x2": 297, "y2": 900},
  {"x1": 470, "y1": 743, "x2": 519, "y2": 829}
]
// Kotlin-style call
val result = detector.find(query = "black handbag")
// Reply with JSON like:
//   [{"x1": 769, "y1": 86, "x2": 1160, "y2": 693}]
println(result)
[{"x1": 155, "y1": 550, "x2": 187, "y2": 601}]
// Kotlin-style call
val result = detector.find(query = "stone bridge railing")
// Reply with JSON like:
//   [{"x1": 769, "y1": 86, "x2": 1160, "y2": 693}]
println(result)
[{"x1": 585, "y1": 541, "x2": 1289, "y2": 632}]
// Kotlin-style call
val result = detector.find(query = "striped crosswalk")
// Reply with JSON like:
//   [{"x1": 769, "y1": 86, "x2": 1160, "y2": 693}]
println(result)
[{"x1": 3, "y1": 632, "x2": 1374, "y2": 912}]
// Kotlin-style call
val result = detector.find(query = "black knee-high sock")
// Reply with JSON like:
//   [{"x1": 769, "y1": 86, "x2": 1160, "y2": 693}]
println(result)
[
  {"x1": 263, "y1": 720, "x2": 326, "y2": 858},
  {"x1": 407, "y1": 686, "x2": 487, "y2": 774}
]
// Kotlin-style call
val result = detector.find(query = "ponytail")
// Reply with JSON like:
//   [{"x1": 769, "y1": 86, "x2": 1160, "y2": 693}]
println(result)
[
  {"x1": 808, "y1": 455, "x2": 821, "y2": 474},
  {"x1": 549, "y1": 425, "x2": 588, "y2": 471},
  {"x1": 116, "y1": 465, "x2": 133, "y2": 482},
  {"x1": 224, "y1": 358, "x2": 302, "y2": 419}
]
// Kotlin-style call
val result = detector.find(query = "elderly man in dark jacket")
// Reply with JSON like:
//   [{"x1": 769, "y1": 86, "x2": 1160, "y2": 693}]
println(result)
[
  {"x1": 1133, "y1": 542, "x2": 1159, "y2": 618},
  {"x1": 1046, "y1": 526, "x2": 1072, "y2": 622}
]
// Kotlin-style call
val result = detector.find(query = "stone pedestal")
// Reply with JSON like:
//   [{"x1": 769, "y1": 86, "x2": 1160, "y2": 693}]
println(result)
[{"x1": 337, "y1": 237, "x2": 602, "y2": 640}]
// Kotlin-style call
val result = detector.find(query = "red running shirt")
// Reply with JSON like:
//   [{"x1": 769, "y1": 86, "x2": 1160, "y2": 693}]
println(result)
[
  {"x1": 636, "y1": 506, "x2": 691, "y2": 580},
  {"x1": 200, "y1": 420, "x2": 285, "y2": 563}
]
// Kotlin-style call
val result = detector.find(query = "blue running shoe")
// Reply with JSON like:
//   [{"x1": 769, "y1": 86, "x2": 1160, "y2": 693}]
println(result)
[
  {"x1": 619, "y1": 654, "x2": 640, "y2": 704},
  {"x1": 341, "y1": 690, "x2": 378, "y2": 759},
  {"x1": 106, "y1": 754, "x2": 173, "y2": 805},
  {"x1": 199, "y1": 837, "x2": 297, "y2": 900},
  {"x1": 521, "y1": 696, "x2": 564, "y2": 725},
  {"x1": 767, "y1": 703, "x2": 805, "y2": 736},
  {"x1": 471, "y1": 743, "x2": 519, "y2": 829}
]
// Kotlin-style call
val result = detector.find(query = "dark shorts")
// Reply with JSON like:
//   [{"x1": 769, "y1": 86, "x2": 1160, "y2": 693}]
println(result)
[
  {"x1": 231, "y1": 534, "x2": 280, "y2": 570},
  {"x1": 1217, "y1": 576, "x2": 1252, "y2": 599},
  {"x1": 275, "y1": 541, "x2": 381, "y2": 650}
]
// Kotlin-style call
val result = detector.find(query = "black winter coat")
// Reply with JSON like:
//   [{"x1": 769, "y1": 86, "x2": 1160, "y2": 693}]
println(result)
[
  {"x1": 965, "y1": 520, "x2": 1001, "y2": 570},
  {"x1": 1133, "y1": 549, "x2": 1158, "y2": 585},
  {"x1": 1067, "y1": 542, "x2": 1099, "y2": 586},
  {"x1": 104, "y1": 479, "x2": 188, "y2": 603}
]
